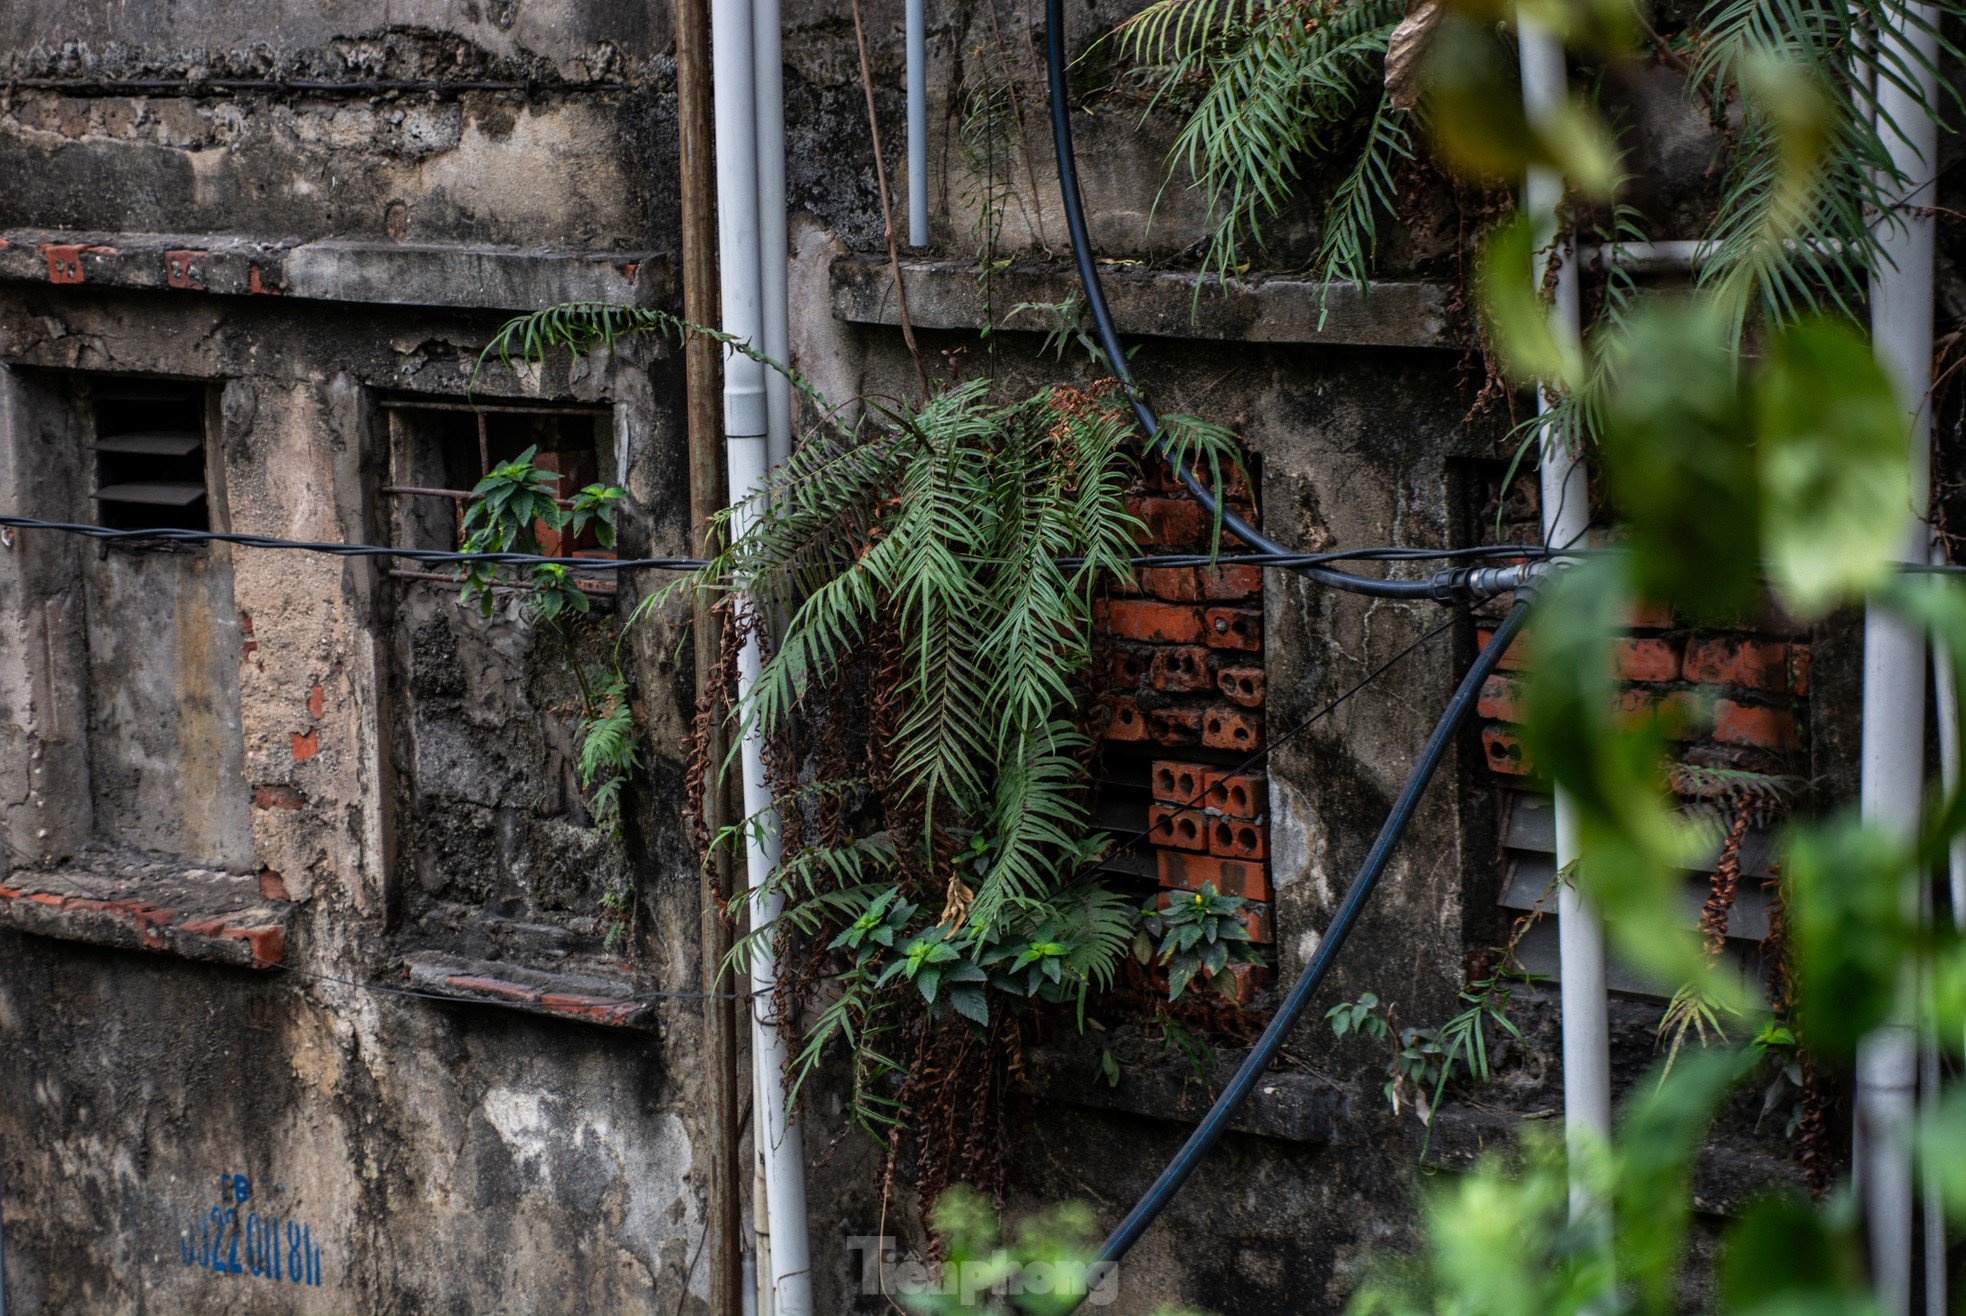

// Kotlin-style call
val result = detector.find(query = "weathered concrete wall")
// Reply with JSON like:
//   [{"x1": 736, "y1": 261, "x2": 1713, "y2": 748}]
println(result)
[{"x1": 0, "y1": 0, "x2": 1840, "y2": 1312}]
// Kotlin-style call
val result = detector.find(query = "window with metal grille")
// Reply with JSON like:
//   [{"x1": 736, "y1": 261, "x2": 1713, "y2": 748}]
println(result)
[
  {"x1": 380, "y1": 397, "x2": 616, "y2": 594},
  {"x1": 89, "y1": 378, "x2": 210, "y2": 532}
]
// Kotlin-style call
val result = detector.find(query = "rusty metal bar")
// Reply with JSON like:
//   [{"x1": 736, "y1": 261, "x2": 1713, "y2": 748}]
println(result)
[
  {"x1": 675, "y1": 0, "x2": 747, "y2": 1301},
  {"x1": 376, "y1": 398, "x2": 607, "y2": 417}
]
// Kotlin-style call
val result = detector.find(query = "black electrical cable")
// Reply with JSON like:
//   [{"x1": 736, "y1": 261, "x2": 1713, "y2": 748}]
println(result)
[
  {"x1": 1041, "y1": 5, "x2": 1443, "y2": 603},
  {"x1": 0, "y1": 513, "x2": 1553, "y2": 578},
  {"x1": 1084, "y1": 602, "x2": 1529, "y2": 1292}
]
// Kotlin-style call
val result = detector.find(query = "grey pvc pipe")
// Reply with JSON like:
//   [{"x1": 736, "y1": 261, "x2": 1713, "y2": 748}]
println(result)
[
  {"x1": 711, "y1": 0, "x2": 813, "y2": 1309},
  {"x1": 1858, "y1": 1, "x2": 1940, "y2": 1308},
  {"x1": 1516, "y1": 13, "x2": 1612, "y2": 1230},
  {"x1": 906, "y1": 0, "x2": 928, "y2": 247},
  {"x1": 755, "y1": 0, "x2": 793, "y2": 469}
]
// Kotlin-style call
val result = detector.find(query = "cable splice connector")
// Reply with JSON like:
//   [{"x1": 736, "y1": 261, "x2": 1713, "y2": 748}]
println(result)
[{"x1": 1427, "y1": 559, "x2": 1556, "y2": 605}]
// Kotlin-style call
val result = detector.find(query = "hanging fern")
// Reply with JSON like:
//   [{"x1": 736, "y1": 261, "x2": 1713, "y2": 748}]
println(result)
[
  {"x1": 480, "y1": 305, "x2": 1249, "y2": 1154},
  {"x1": 1116, "y1": 0, "x2": 1410, "y2": 298}
]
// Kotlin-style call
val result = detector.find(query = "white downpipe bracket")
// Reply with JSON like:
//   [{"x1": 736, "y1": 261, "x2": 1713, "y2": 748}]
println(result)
[
  {"x1": 1517, "y1": 14, "x2": 1613, "y2": 1226},
  {"x1": 714, "y1": 0, "x2": 813, "y2": 1311},
  {"x1": 1859, "y1": 0, "x2": 1939, "y2": 1305},
  {"x1": 906, "y1": 0, "x2": 928, "y2": 247}
]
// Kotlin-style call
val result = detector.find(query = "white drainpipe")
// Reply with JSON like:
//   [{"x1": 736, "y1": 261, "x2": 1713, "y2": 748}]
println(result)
[
  {"x1": 713, "y1": 0, "x2": 814, "y2": 1311},
  {"x1": 907, "y1": 0, "x2": 928, "y2": 247},
  {"x1": 1860, "y1": 0, "x2": 1939, "y2": 1303},
  {"x1": 1517, "y1": 15, "x2": 1613, "y2": 1225}
]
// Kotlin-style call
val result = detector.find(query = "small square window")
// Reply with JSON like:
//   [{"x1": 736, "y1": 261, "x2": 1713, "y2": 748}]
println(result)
[
  {"x1": 88, "y1": 378, "x2": 210, "y2": 532},
  {"x1": 381, "y1": 398, "x2": 616, "y2": 593}
]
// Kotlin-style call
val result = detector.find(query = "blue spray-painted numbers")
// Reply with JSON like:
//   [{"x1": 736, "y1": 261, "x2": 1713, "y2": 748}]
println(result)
[{"x1": 177, "y1": 1174, "x2": 326, "y2": 1287}]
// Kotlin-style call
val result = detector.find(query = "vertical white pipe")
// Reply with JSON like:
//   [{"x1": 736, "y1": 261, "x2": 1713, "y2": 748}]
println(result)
[
  {"x1": 755, "y1": 0, "x2": 794, "y2": 469},
  {"x1": 726, "y1": 436, "x2": 812, "y2": 1316},
  {"x1": 715, "y1": 0, "x2": 812, "y2": 1311},
  {"x1": 907, "y1": 0, "x2": 929, "y2": 247},
  {"x1": 1518, "y1": 15, "x2": 1613, "y2": 1224},
  {"x1": 1860, "y1": 3, "x2": 1938, "y2": 1308},
  {"x1": 1932, "y1": 568, "x2": 1965, "y2": 1316}
]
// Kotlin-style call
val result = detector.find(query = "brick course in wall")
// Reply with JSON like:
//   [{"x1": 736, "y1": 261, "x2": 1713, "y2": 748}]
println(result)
[{"x1": 1093, "y1": 461, "x2": 1274, "y2": 1007}]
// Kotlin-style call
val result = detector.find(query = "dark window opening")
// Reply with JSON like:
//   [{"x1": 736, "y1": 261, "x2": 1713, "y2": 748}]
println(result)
[
  {"x1": 381, "y1": 398, "x2": 616, "y2": 594},
  {"x1": 88, "y1": 378, "x2": 210, "y2": 532}
]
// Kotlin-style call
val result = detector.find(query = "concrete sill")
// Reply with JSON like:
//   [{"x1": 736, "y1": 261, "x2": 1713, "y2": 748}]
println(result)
[
  {"x1": 398, "y1": 950, "x2": 649, "y2": 1029},
  {"x1": 0, "y1": 228, "x2": 669, "y2": 312},
  {"x1": 0, "y1": 852, "x2": 292, "y2": 968},
  {"x1": 829, "y1": 253, "x2": 1459, "y2": 351},
  {"x1": 1022, "y1": 1030, "x2": 1346, "y2": 1145}
]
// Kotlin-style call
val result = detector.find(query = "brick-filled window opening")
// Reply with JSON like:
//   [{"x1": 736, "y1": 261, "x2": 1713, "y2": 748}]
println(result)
[
  {"x1": 1091, "y1": 453, "x2": 1274, "y2": 1008},
  {"x1": 1471, "y1": 459, "x2": 1808, "y2": 994},
  {"x1": 88, "y1": 377, "x2": 212, "y2": 532},
  {"x1": 380, "y1": 397, "x2": 617, "y2": 594}
]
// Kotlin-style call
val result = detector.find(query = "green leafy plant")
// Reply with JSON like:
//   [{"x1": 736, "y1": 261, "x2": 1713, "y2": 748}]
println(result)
[
  {"x1": 453, "y1": 443, "x2": 640, "y2": 943},
  {"x1": 1328, "y1": 966, "x2": 1533, "y2": 1137},
  {"x1": 1113, "y1": 0, "x2": 1412, "y2": 302},
  {"x1": 1139, "y1": 882, "x2": 1266, "y2": 1001},
  {"x1": 481, "y1": 302, "x2": 1250, "y2": 1197}
]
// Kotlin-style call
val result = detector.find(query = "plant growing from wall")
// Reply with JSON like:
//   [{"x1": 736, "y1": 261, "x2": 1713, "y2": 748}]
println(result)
[
  {"x1": 480, "y1": 304, "x2": 1250, "y2": 1207},
  {"x1": 452, "y1": 444, "x2": 642, "y2": 942}
]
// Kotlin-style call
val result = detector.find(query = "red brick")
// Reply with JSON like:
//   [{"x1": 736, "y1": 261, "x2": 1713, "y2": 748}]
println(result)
[
  {"x1": 1138, "y1": 567, "x2": 1205, "y2": 601},
  {"x1": 1127, "y1": 497, "x2": 1205, "y2": 547},
  {"x1": 163, "y1": 248, "x2": 206, "y2": 290},
  {"x1": 1615, "y1": 637, "x2": 1681, "y2": 683},
  {"x1": 1478, "y1": 627, "x2": 1529, "y2": 672},
  {"x1": 1212, "y1": 961, "x2": 1272, "y2": 1006},
  {"x1": 444, "y1": 974, "x2": 539, "y2": 1002},
  {"x1": 1683, "y1": 636, "x2": 1803, "y2": 694},
  {"x1": 1482, "y1": 726, "x2": 1532, "y2": 776},
  {"x1": 1152, "y1": 761, "x2": 1208, "y2": 805},
  {"x1": 1615, "y1": 688, "x2": 1697, "y2": 734},
  {"x1": 42, "y1": 243, "x2": 85, "y2": 284},
  {"x1": 1203, "y1": 770, "x2": 1267, "y2": 819},
  {"x1": 1202, "y1": 707, "x2": 1261, "y2": 751},
  {"x1": 1712, "y1": 699, "x2": 1800, "y2": 750},
  {"x1": 290, "y1": 729, "x2": 319, "y2": 761},
  {"x1": 232, "y1": 924, "x2": 286, "y2": 967},
  {"x1": 1216, "y1": 665, "x2": 1264, "y2": 707},
  {"x1": 1202, "y1": 608, "x2": 1261, "y2": 651},
  {"x1": 1239, "y1": 903, "x2": 1273, "y2": 944},
  {"x1": 306, "y1": 684, "x2": 325, "y2": 720},
  {"x1": 1198, "y1": 565, "x2": 1264, "y2": 601},
  {"x1": 1149, "y1": 706, "x2": 1204, "y2": 747},
  {"x1": 247, "y1": 264, "x2": 284, "y2": 295},
  {"x1": 1148, "y1": 804, "x2": 1209, "y2": 852},
  {"x1": 1477, "y1": 675, "x2": 1523, "y2": 723},
  {"x1": 1627, "y1": 600, "x2": 1675, "y2": 630},
  {"x1": 1105, "y1": 646, "x2": 1149, "y2": 689},
  {"x1": 540, "y1": 993, "x2": 641, "y2": 1025},
  {"x1": 1157, "y1": 851, "x2": 1272, "y2": 901},
  {"x1": 1148, "y1": 646, "x2": 1213, "y2": 694},
  {"x1": 1208, "y1": 816, "x2": 1268, "y2": 860},
  {"x1": 252, "y1": 784, "x2": 304, "y2": 810},
  {"x1": 1790, "y1": 645, "x2": 1812, "y2": 695},
  {"x1": 1101, "y1": 599, "x2": 1206, "y2": 644},
  {"x1": 1100, "y1": 697, "x2": 1148, "y2": 742},
  {"x1": 258, "y1": 869, "x2": 291, "y2": 901}
]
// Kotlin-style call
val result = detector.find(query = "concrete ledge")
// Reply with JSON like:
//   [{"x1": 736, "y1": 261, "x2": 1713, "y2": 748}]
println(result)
[
  {"x1": 1023, "y1": 1031, "x2": 1346, "y2": 1144},
  {"x1": 0, "y1": 229, "x2": 670, "y2": 312},
  {"x1": 400, "y1": 950, "x2": 649, "y2": 1028},
  {"x1": 0, "y1": 853, "x2": 292, "y2": 968},
  {"x1": 829, "y1": 254, "x2": 1459, "y2": 351}
]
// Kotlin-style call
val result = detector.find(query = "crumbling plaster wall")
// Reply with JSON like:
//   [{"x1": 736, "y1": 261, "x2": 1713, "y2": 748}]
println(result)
[{"x1": 0, "y1": 234, "x2": 711, "y2": 1316}]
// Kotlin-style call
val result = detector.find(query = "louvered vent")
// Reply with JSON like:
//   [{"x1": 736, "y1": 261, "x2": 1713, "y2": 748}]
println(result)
[{"x1": 90, "y1": 379, "x2": 209, "y2": 531}]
